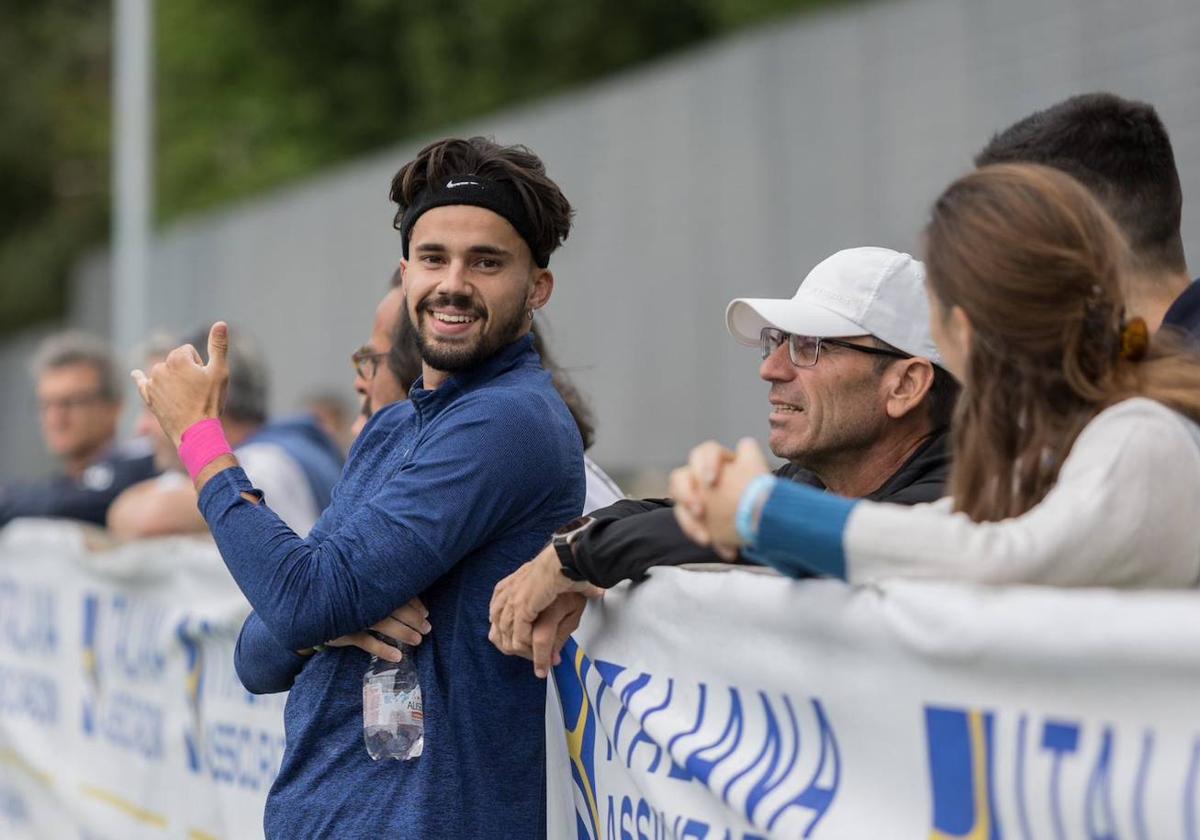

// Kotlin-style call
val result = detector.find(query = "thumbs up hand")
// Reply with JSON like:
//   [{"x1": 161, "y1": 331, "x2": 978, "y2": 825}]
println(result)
[{"x1": 132, "y1": 322, "x2": 231, "y2": 446}]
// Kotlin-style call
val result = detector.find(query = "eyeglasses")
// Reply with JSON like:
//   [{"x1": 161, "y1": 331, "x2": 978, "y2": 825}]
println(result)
[
  {"x1": 759, "y1": 327, "x2": 911, "y2": 368},
  {"x1": 38, "y1": 392, "x2": 107, "y2": 413},
  {"x1": 351, "y1": 348, "x2": 387, "y2": 379}
]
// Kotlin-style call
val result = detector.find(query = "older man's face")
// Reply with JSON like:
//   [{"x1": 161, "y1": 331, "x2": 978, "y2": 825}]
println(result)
[
  {"x1": 37, "y1": 363, "x2": 120, "y2": 462},
  {"x1": 355, "y1": 287, "x2": 408, "y2": 417},
  {"x1": 759, "y1": 336, "x2": 891, "y2": 470}
]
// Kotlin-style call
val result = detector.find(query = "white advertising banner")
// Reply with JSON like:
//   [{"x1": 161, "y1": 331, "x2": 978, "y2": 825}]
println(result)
[
  {"x1": 0, "y1": 521, "x2": 285, "y2": 840},
  {"x1": 549, "y1": 565, "x2": 1200, "y2": 840},
  {"x1": 6, "y1": 521, "x2": 1200, "y2": 839}
]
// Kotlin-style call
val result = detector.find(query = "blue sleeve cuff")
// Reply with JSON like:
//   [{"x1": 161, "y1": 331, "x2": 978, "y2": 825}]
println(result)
[
  {"x1": 749, "y1": 480, "x2": 857, "y2": 580},
  {"x1": 198, "y1": 465, "x2": 257, "y2": 523},
  {"x1": 736, "y1": 474, "x2": 778, "y2": 545}
]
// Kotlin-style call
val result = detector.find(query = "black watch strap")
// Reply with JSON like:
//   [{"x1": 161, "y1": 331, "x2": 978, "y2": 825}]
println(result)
[
  {"x1": 554, "y1": 539, "x2": 589, "y2": 581},
  {"x1": 551, "y1": 515, "x2": 595, "y2": 581}
]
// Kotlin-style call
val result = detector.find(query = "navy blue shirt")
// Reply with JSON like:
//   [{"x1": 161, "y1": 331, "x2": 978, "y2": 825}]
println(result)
[
  {"x1": 1161, "y1": 279, "x2": 1200, "y2": 343},
  {"x1": 0, "y1": 440, "x2": 159, "y2": 527},
  {"x1": 202, "y1": 335, "x2": 583, "y2": 838}
]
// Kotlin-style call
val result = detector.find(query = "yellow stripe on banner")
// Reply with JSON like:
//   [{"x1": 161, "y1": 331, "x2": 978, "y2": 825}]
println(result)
[
  {"x1": 0, "y1": 748, "x2": 53, "y2": 787},
  {"x1": 564, "y1": 645, "x2": 602, "y2": 837},
  {"x1": 79, "y1": 784, "x2": 169, "y2": 829},
  {"x1": 187, "y1": 829, "x2": 221, "y2": 840},
  {"x1": 928, "y1": 710, "x2": 993, "y2": 840}
]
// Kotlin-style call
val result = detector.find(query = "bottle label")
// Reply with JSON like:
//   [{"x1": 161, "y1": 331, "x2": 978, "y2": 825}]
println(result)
[
  {"x1": 384, "y1": 687, "x2": 424, "y2": 723},
  {"x1": 363, "y1": 682, "x2": 423, "y2": 727}
]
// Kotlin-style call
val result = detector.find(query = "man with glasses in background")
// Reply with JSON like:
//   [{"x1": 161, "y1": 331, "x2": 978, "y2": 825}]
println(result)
[
  {"x1": 0, "y1": 331, "x2": 158, "y2": 528},
  {"x1": 349, "y1": 269, "x2": 425, "y2": 440},
  {"x1": 490, "y1": 247, "x2": 960, "y2": 672}
]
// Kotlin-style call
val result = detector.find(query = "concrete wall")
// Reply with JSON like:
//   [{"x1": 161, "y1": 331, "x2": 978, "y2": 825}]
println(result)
[{"x1": 4, "y1": 0, "x2": 1200, "y2": 479}]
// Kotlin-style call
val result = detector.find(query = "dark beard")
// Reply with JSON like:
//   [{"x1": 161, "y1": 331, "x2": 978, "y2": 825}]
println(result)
[{"x1": 406, "y1": 292, "x2": 527, "y2": 374}]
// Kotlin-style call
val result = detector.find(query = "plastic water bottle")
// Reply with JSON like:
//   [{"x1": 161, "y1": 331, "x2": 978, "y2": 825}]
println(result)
[{"x1": 362, "y1": 640, "x2": 424, "y2": 761}]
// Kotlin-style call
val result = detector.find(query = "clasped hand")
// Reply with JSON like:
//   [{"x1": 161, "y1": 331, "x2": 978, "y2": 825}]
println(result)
[
  {"x1": 668, "y1": 437, "x2": 771, "y2": 555},
  {"x1": 488, "y1": 544, "x2": 603, "y2": 679},
  {"x1": 325, "y1": 598, "x2": 431, "y2": 661}
]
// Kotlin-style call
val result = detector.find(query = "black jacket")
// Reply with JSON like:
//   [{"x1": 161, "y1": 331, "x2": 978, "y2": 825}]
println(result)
[
  {"x1": 0, "y1": 441, "x2": 159, "y2": 528},
  {"x1": 568, "y1": 429, "x2": 950, "y2": 588}
]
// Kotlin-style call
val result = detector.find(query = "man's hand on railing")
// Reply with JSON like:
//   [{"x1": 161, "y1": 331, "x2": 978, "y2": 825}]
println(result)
[
  {"x1": 489, "y1": 544, "x2": 602, "y2": 678},
  {"x1": 528, "y1": 592, "x2": 589, "y2": 677}
]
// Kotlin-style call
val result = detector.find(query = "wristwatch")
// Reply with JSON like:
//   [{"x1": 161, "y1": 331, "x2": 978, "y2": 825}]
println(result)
[{"x1": 551, "y1": 516, "x2": 595, "y2": 581}]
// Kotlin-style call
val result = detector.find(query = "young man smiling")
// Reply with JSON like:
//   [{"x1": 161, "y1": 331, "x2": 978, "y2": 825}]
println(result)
[{"x1": 133, "y1": 137, "x2": 585, "y2": 838}]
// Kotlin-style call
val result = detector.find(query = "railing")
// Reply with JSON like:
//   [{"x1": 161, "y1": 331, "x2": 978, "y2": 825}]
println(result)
[
  {"x1": 4, "y1": 520, "x2": 1199, "y2": 839},
  {"x1": 0, "y1": 521, "x2": 283, "y2": 840},
  {"x1": 549, "y1": 565, "x2": 1200, "y2": 838}
]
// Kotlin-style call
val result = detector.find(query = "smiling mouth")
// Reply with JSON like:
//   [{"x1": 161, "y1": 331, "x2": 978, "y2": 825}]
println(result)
[
  {"x1": 431, "y1": 311, "x2": 479, "y2": 325},
  {"x1": 770, "y1": 402, "x2": 804, "y2": 414}
]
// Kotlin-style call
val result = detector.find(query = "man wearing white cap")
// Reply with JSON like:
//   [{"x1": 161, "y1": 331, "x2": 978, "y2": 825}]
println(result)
[{"x1": 489, "y1": 247, "x2": 960, "y2": 671}]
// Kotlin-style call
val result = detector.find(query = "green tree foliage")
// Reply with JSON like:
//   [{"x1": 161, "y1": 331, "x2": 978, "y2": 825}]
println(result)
[
  {"x1": 1, "y1": 0, "x2": 834, "y2": 334},
  {"x1": 0, "y1": 1, "x2": 111, "y2": 333}
]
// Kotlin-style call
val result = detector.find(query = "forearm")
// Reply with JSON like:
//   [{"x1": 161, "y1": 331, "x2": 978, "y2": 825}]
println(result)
[
  {"x1": 200, "y1": 467, "x2": 431, "y2": 649},
  {"x1": 744, "y1": 442, "x2": 1186, "y2": 587},
  {"x1": 572, "y1": 506, "x2": 731, "y2": 588},
  {"x1": 743, "y1": 478, "x2": 857, "y2": 579},
  {"x1": 107, "y1": 481, "x2": 207, "y2": 539},
  {"x1": 234, "y1": 611, "x2": 309, "y2": 694},
  {"x1": 584, "y1": 497, "x2": 674, "y2": 520}
]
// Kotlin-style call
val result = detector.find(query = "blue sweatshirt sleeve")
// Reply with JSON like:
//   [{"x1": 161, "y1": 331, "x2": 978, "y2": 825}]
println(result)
[
  {"x1": 742, "y1": 478, "x2": 858, "y2": 579},
  {"x1": 199, "y1": 392, "x2": 571, "y2": 651},
  {"x1": 234, "y1": 611, "x2": 309, "y2": 694}
]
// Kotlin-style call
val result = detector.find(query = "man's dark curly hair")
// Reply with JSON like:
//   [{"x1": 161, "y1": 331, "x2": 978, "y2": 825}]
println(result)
[
  {"x1": 390, "y1": 136, "x2": 573, "y2": 265},
  {"x1": 975, "y1": 93, "x2": 1185, "y2": 276}
]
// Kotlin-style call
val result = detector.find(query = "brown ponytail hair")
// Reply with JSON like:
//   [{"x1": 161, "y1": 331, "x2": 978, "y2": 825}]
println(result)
[{"x1": 924, "y1": 163, "x2": 1200, "y2": 521}]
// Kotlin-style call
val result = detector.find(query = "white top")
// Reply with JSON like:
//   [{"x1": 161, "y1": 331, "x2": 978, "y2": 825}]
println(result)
[
  {"x1": 237, "y1": 442, "x2": 321, "y2": 537},
  {"x1": 847, "y1": 398, "x2": 1200, "y2": 588},
  {"x1": 583, "y1": 455, "x2": 624, "y2": 514}
]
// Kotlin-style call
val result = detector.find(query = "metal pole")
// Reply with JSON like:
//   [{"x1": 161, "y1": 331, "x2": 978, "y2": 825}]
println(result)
[{"x1": 112, "y1": 0, "x2": 153, "y2": 356}]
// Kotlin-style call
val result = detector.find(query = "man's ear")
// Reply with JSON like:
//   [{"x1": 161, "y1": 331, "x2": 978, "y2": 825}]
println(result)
[
  {"x1": 528, "y1": 268, "x2": 554, "y2": 312},
  {"x1": 884, "y1": 358, "x2": 935, "y2": 420}
]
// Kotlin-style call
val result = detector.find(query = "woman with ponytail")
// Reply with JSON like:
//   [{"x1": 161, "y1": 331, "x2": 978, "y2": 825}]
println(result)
[{"x1": 670, "y1": 163, "x2": 1200, "y2": 587}]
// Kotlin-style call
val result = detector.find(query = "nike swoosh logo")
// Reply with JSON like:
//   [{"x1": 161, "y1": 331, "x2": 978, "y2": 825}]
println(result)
[{"x1": 446, "y1": 179, "x2": 480, "y2": 188}]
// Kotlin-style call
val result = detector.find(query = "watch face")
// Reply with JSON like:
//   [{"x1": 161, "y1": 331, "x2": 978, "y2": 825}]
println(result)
[{"x1": 554, "y1": 516, "x2": 593, "y2": 537}]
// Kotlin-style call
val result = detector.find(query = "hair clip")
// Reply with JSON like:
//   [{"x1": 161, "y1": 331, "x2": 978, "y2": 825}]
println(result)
[{"x1": 1119, "y1": 316, "x2": 1149, "y2": 361}]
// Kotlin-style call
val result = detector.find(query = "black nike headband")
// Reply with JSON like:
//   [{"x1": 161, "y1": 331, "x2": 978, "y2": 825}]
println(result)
[{"x1": 399, "y1": 176, "x2": 549, "y2": 268}]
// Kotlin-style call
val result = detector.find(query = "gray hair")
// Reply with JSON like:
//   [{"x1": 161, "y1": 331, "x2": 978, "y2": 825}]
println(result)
[
  {"x1": 31, "y1": 331, "x2": 121, "y2": 401},
  {"x1": 182, "y1": 325, "x2": 269, "y2": 425},
  {"x1": 135, "y1": 331, "x2": 181, "y2": 364}
]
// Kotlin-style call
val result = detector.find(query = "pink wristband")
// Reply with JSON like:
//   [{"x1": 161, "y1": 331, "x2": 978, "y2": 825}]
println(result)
[{"x1": 178, "y1": 418, "x2": 233, "y2": 481}]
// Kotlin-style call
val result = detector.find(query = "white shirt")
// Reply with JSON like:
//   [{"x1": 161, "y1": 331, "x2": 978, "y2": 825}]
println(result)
[
  {"x1": 236, "y1": 442, "x2": 321, "y2": 537},
  {"x1": 583, "y1": 455, "x2": 624, "y2": 514},
  {"x1": 847, "y1": 398, "x2": 1200, "y2": 588}
]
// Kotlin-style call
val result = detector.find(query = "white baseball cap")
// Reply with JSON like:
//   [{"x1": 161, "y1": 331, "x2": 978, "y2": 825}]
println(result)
[{"x1": 725, "y1": 246, "x2": 943, "y2": 366}]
